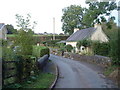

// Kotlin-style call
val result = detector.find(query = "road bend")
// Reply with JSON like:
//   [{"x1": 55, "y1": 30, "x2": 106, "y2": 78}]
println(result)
[{"x1": 49, "y1": 54, "x2": 117, "y2": 88}]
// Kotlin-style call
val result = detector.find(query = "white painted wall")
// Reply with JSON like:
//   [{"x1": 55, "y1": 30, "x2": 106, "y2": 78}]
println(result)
[
  {"x1": 91, "y1": 24, "x2": 109, "y2": 42},
  {"x1": 0, "y1": 26, "x2": 7, "y2": 40},
  {"x1": 66, "y1": 42, "x2": 77, "y2": 47}
]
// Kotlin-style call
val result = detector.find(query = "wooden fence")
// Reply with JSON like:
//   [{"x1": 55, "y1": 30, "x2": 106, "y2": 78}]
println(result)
[
  {"x1": 2, "y1": 60, "x2": 17, "y2": 86},
  {"x1": 2, "y1": 57, "x2": 37, "y2": 87},
  {"x1": 2, "y1": 54, "x2": 49, "y2": 87}
]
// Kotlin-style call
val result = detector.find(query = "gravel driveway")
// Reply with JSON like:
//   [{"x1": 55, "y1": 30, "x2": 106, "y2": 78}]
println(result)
[{"x1": 50, "y1": 54, "x2": 117, "y2": 88}]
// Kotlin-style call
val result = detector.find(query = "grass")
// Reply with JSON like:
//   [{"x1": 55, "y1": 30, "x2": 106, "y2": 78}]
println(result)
[
  {"x1": 5, "y1": 72, "x2": 55, "y2": 88},
  {"x1": 22, "y1": 72, "x2": 55, "y2": 88},
  {"x1": 103, "y1": 65, "x2": 118, "y2": 76}
]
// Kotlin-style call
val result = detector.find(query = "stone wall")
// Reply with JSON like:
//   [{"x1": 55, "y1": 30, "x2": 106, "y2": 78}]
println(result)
[
  {"x1": 65, "y1": 53, "x2": 112, "y2": 68},
  {"x1": 50, "y1": 49, "x2": 112, "y2": 68}
]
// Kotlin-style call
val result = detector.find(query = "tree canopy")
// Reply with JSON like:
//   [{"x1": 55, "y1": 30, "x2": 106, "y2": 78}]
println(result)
[
  {"x1": 15, "y1": 14, "x2": 36, "y2": 55},
  {"x1": 6, "y1": 24, "x2": 17, "y2": 34},
  {"x1": 61, "y1": 5, "x2": 85, "y2": 35},
  {"x1": 82, "y1": 1, "x2": 117, "y2": 27},
  {"x1": 61, "y1": 1, "x2": 117, "y2": 35}
]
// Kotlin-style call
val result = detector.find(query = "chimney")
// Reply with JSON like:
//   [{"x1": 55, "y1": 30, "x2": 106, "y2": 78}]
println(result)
[{"x1": 74, "y1": 28, "x2": 79, "y2": 33}]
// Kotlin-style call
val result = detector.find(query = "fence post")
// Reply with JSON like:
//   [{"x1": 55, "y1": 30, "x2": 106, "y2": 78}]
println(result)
[{"x1": 2, "y1": 58, "x2": 4, "y2": 87}]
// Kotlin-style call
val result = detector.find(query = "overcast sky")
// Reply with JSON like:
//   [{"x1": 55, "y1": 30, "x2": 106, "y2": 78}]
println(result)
[{"x1": 0, "y1": 0, "x2": 119, "y2": 34}]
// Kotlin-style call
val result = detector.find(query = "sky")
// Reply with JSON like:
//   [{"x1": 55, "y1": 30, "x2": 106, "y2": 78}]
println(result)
[{"x1": 0, "y1": 0, "x2": 119, "y2": 34}]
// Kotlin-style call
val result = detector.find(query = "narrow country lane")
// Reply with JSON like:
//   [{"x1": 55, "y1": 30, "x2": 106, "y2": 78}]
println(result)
[{"x1": 49, "y1": 54, "x2": 117, "y2": 88}]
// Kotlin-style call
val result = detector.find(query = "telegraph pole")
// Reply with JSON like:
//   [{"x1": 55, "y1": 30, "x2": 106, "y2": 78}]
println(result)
[{"x1": 53, "y1": 17, "x2": 55, "y2": 40}]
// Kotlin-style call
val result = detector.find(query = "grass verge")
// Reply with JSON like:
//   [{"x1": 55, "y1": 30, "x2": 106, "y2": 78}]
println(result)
[
  {"x1": 5, "y1": 72, "x2": 55, "y2": 88},
  {"x1": 103, "y1": 65, "x2": 118, "y2": 76},
  {"x1": 22, "y1": 72, "x2": 55, "y2": 88}
]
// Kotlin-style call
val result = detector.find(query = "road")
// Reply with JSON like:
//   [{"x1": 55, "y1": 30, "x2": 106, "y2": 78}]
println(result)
[{"x1": 49, "y1": 54, "x2": 117, "y2": 88}]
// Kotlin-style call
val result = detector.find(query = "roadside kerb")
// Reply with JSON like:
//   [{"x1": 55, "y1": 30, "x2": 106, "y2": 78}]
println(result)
[{"x1": 49, "y1": 62, "x2": 59, "y2": 89}]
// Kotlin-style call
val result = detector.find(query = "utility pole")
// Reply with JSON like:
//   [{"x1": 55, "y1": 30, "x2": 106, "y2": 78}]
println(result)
[{"x1": 53, "y1": 17, "x2": 55, "y2": 40}]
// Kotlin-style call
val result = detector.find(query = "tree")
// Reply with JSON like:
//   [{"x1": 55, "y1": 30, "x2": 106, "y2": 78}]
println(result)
[
  {"x1": 82, "y1": 1, "x2": 117, "y2": 27},
  {"x1": 61, "y1": 5, "x2": 85, "y2": 35},
  {"x1": 15, "y1": 14, "x2": 37, "y2": 32},
  {"x1": 15, "y1": 14, "x2": 37, "y2": 56},
  {"x1": 6, "y1": 24, "x2": 17, "y2": 34},
  {"x1": 102, "y1": 18, "x2": 118, "y2": 40},
  {"x1": 61, "y1": 1, "x2": 117, "y2": 35}
]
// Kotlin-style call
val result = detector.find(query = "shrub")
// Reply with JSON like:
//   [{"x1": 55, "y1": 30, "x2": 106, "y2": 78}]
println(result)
[
  {"x1": 76, "y1": 39, "x2": 92, "y2": 49},
  {"x1": 43, "y1": 39, "x2": 61, "y2": 47},
  {"x1": 14, "y1": 30, "x2": 34, "y2": 56},
  {"x1": 40, "y1": 48, "x2": 50, "y2": 57},
  {"x1": 65, "y1": 44, "x2": 73, "y2": 52},
  {"x1": 0, "y1": 39, "x2": 8, "y2": 46},
  {"x1": 33, "y1": 46, "x2": 50, "y2": 58}
]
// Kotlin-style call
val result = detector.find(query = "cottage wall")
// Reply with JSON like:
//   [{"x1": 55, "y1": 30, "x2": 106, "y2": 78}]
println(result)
[
  {"x1": 66, "y1": 42, "x2": 77, "y2": 47},
  {"x1": 0, "y1": 26, "x2": 7, "y2": 40},
  {"x1": 91, "y1": 25, "x2": 108, "y2": 42}
]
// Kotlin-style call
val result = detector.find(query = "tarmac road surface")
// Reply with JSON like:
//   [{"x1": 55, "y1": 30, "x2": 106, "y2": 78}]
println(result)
[{"x1": 49, "y1": 54, "x2": 117, "y2": 88}]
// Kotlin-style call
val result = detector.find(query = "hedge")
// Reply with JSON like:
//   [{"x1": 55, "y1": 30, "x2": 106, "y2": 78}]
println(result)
[
  {"x1": 42, "y1": 39, "x2": 61, "y2": 47},
  {"x1": 92, "y1": 41, "x2": 110, "y2": 56},
  {"x1": 7, "y1": 35, "x2": 69, "y2": 45},
  {"x1": 32, "y1": 46, "x2": 50, "y2": 58}
]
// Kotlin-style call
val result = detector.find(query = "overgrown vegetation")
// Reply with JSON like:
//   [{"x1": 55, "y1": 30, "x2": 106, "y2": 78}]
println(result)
[
  {"x1": 103, "y1": 65, "x2": 118, "y2": 76},
  {"x1": 5, "y1": 72, "x2": 55, "y2": 88},
  {"x1": 92, "y1": 41, "x2": 110, "y2": 56},
  {"x1": 65, "y1": 44, "x2": 73, "y2": 52}
]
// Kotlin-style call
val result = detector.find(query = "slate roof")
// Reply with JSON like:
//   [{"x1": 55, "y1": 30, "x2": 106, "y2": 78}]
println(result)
[
  {"x1": 66, "y1": 27, "x2": 96, "y2": 41},
  {"x1": 0, "y1": 23, "x2": 5, "y2": 30}
]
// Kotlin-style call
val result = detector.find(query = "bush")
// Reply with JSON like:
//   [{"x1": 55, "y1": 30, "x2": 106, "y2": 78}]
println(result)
[
  {"x1": 92, "y1": 41, "x2": 110, "y2": 56},
  {"x1": 14, "y1": 30, "x2": 34, "y2": 56},
  {"x1": 40, "y1": 48, "x2": 50, "y2": 57},
  {"x1": 65, "y1": 44, "x2": 73, "y2": 52},
  {"x1": 33, "y1": 46, "x2": 50, "y2": 58},
  {"x1": 43, "y1": 39, "x2": 61, "y2": 47}
]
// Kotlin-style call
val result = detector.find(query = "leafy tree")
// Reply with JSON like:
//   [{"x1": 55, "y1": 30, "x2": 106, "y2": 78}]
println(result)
[
  {"x1": 6, "y1": 24, "x2": 17, "y2": 34},
  {"x1": 82, "y1": 1, "x2": 117, "y2": 27},
  {"x1": 15, "y1": 14, "x2": 37, "y2": 32},
  {"x1": 61, "y1": 5, "x2": 85, "y2": 35},
  {"x1": 15, "y1": 14, "x2": 36, "y2": 56},
  {"x1": 61, "y1": 1, "x2": 117, "y2": 35}
]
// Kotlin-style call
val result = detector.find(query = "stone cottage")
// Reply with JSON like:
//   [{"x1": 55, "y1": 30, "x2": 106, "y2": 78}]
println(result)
[{"x1": 66, "y1": 24, "x2": 109, "y2": 54}]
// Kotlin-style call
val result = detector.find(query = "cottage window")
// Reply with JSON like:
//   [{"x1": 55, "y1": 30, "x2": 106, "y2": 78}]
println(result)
[{"x1": 82, "y1": 48, "x2": 84, "y2": 50}]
